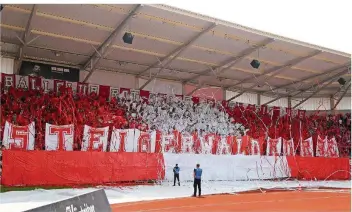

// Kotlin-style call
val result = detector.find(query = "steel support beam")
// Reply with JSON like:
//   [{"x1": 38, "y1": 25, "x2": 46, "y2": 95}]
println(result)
[
  {"x1": 138, "y1": 23, "x2": 217, "y2": 90},
  {"x1": 332, "y1": 78, "x2": 351, "y2": 97},
  {"x1": 136, "y1": 23, "x2": 216, "y2": 78},
  {"x1": 288, "y1": 96, "x2": 292, "y2": 108},
  {"x1": 226, "y1": 50, "x2": 322, "y2": 91},
  {"x1": 82, "y1": 4, "x2": 142, "y2": 83},
  {"x1": 293, "y1": 76, "x2": 339, "y2": 109},
  {"x1": 226, "y1": 50, "x2": 322, "y2": 102},
  {"x1": 264, "y1": 68, "x2": 349, "y2": 105},
  {"x1": 182, "y1": 38, "x2": 274, "y2": 84},
  {"x1": 261, "y1": 62, "x2": 351, "y2": 95},
  {"x1": 332, "y1": 83, "x2": 351, "y2": 110},
  {"x1": 16, "y1": 4, "x2": 37, "y2": 74}
]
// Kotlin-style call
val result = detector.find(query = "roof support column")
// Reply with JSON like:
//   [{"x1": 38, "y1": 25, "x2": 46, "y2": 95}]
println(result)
[
  {"x1": 257, "y1": 93, "x2": 261, "y2": 105},
  {"x1": 16, "y1": 4, "x2": 37, "y2": 74},
  {"x1": 181, "y1": 83, "x2": 185, "y2": 96},
  {"x1": 330, "y1": 95, "x2": 335, "y2": 112},
  {"x1": 222, "y1": 88, "x2": 226, "y2": 101},
  {"x1": 288, "y1": 96, "x2": 292, "y2": 108},
  {"x1": 134, "y1": 76, "x2": 139, "y2": 90}
]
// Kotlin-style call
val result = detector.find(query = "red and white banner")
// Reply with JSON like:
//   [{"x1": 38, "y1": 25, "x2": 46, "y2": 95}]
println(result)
[
  {"x1": 2, "y1": 121, "x2": 35, "y2": 150},
  {"x1": 159, "y1": 130, "x2": 182, "y2": 153},
  {"x1": 316, "y1": 135, "x2": 327, "y2": 157},
  {"x1": 315, "y1": 136, "x2": 339, "y2": 157},
  {"x1": 266, "y1": 137, "x2": 282, "y2": 156},
  {"x1": 300, "y1": 137, "x2": 313, "y2": 157},
  {"x1": 82, "y1": 125, "x2": 109, "y2": 152},
  {"x1": 250, "y1": 137, "x2": 264, "y2": 155},
  {"x1": 45, "y1": 123, "x2": 74, "y2": 151},
  {"x1": 110, "y1": 128, "x2": 157, "y2": 153},
  {"x1": 282, "y1": 138, "x2": 295, "y2": 156},
  {"x1": 326, "y1": 137, "x2": 339, "y2": 158}
]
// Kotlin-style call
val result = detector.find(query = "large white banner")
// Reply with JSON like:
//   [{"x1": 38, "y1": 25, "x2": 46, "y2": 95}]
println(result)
[
  {"x1": 45, "y1": 123, "x2": 74, "y2": 151},
  {"x1": 3, "y1": 121, "x2": 35, "y2": 150},
  {"x1": 81, "y1": 125, "x2": 109, "y2": 152}
]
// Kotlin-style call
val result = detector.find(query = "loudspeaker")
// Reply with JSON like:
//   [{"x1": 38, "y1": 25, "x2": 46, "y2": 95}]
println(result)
[
  {"x1": 250, "y1": 59, "x2": 260, "y2": 69},
  {"x1": 25, "y1": 189, "x2": 111, "y2": 212},
  {"x1": 338, "y1": 78, "x2": 346, "y2": 85},
  {"x1": 123, "y1": 32, "x2": 134, "y2": 44}
]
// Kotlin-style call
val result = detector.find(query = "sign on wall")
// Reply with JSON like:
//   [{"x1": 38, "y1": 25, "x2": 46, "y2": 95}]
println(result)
[{"x1": 19, "y1": 61, "x2": 79, "y2": 82}]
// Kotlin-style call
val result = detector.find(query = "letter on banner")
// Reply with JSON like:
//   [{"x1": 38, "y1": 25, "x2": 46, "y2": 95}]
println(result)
[
  {"x1": 110, "y1": 128, "x2": 127, "y2": 152},
  {"x1": 217, "y1": 136, "x2": 231, "y2": 155},
  {"x1": 161, "y1": 131, "x2": 180, "y2": 153},
  {"x1": 181, "y1": 132, "x2": 194, "y2": 153},
  {"x1": 282, "y1": 138, "x2": 295, "y2": 156},
  {"x1": 81, "y1": 125, "x2": 109, "y2": 151},
  {"x1": 232, "y1": 137, "x2": 244, "y2": 155},
  {"x1": 201, "y1": 134, "x2": 216, "y2": 154},
  {"x1": 88, "y1": 84, "x2": 100, "y2": 95},
  {"x1": 250, "y1": 139, "x2": 261, "y2": 155},
  {"x1": 326, "y1": 137, "x2": 339, "y2": 158},
  {"x1": 138, "y1": 131, "x2": 156, "y2": 153},
  {"x1": 300, "y1": 137, "x2": 313, "y2": 157},
  {"x1": 266, "y1": 137, "x2": 282, "y2": 156},
  {"x1": 110, "y1": 128, "x2": 140, "y2": 152},
  {"x1": 45, "y1": 123, "x2": 74, "y2": 151},
  {"x1": 3, "y1": 74, "x2": 14, "y2": 91},
  {"x1": 16, "y1": 75, "x2": 29, "y2": 89},
  {"x1": 42, "y1": 79, "x2": 54, "y2": 93},
  {"x1": 2, "y1": 121, "x2": 35, "y2": 150},
  {"x1": 316, "y1": 135, "x2": 327, "y2": 157},
  {"x1": 109, "y1": 87, "x2": 120, "y2": 101}
]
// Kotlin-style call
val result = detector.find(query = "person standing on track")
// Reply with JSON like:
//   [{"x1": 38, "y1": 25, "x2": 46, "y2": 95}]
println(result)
[
  {"x1": 193, "y1": 163, "x2": 202, "y2": 197},
  {"x1": 173, "y1": 164, "x2": 180, "y2": 186}
]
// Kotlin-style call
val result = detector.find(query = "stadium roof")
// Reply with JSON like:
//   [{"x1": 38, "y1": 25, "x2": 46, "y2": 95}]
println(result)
[{"x1": 1, "y1": 4, "x2": 351, "y2": 103}]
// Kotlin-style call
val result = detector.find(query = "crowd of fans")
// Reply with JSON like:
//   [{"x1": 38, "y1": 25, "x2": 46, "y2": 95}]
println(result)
[{"x1": 0, "y1": 86, "x2": 350, "y2": 156}]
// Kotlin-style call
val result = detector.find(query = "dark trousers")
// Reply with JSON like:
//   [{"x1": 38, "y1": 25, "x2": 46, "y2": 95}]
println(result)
[
  {"x1": 193, "y1": 178, "x2": 201, "y2": 196},
  {"x1": 173, "y1": 174, "x2": 180, "y2": 185}
]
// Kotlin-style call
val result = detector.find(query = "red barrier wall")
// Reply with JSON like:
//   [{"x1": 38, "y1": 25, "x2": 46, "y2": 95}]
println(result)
[
  {"x1": 287, "y1": 156, "x2": 351, "y2": 180},
  {"x1": 2, "y1": 150, "x2": 165, "y2": 186}
]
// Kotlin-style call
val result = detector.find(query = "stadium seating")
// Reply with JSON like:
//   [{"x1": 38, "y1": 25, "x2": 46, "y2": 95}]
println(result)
[{"x1": 0, "y1": 86, "x2": 350, "y2": 157}]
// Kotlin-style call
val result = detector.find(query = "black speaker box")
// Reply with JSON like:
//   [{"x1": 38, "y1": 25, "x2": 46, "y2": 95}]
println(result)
[
  {"x1": 123, "y1": 32, "x2": 134, "y2": 44},
  {"x1": 250, "y1": 59, "x2": 260, "y2": 69}
]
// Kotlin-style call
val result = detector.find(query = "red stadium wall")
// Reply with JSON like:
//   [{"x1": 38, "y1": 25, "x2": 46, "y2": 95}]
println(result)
[
  {"x1": 287, "y1": 156, "x2": 351, "y2": 180},
  {"x1": 2, "y1": 150, "x2": 165, "y2": 187},
  {"x1": 2, "y1": 150, "x2": 350, "y2": 187}
]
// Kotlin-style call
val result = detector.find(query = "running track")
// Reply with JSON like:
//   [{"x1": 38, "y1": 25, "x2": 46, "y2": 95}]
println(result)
[{"x1": 111, "y1": 190, "x2": 351, "y2": 212}]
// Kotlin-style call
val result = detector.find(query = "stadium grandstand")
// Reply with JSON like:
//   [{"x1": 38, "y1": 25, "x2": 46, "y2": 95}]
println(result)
[{"x1": 0, "y1": 3, "x2": 351, "y2": 212}]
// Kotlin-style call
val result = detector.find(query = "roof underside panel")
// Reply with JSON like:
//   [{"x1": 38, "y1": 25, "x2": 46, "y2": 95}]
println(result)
[{"x1": 0, "y1": 4, "x2": 350, "y2": 99}]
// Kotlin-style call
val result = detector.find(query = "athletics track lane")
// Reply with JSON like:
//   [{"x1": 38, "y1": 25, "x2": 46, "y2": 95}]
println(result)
[{"x1": 111, "y1": 190, "x2": 351, "y2": 212}]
